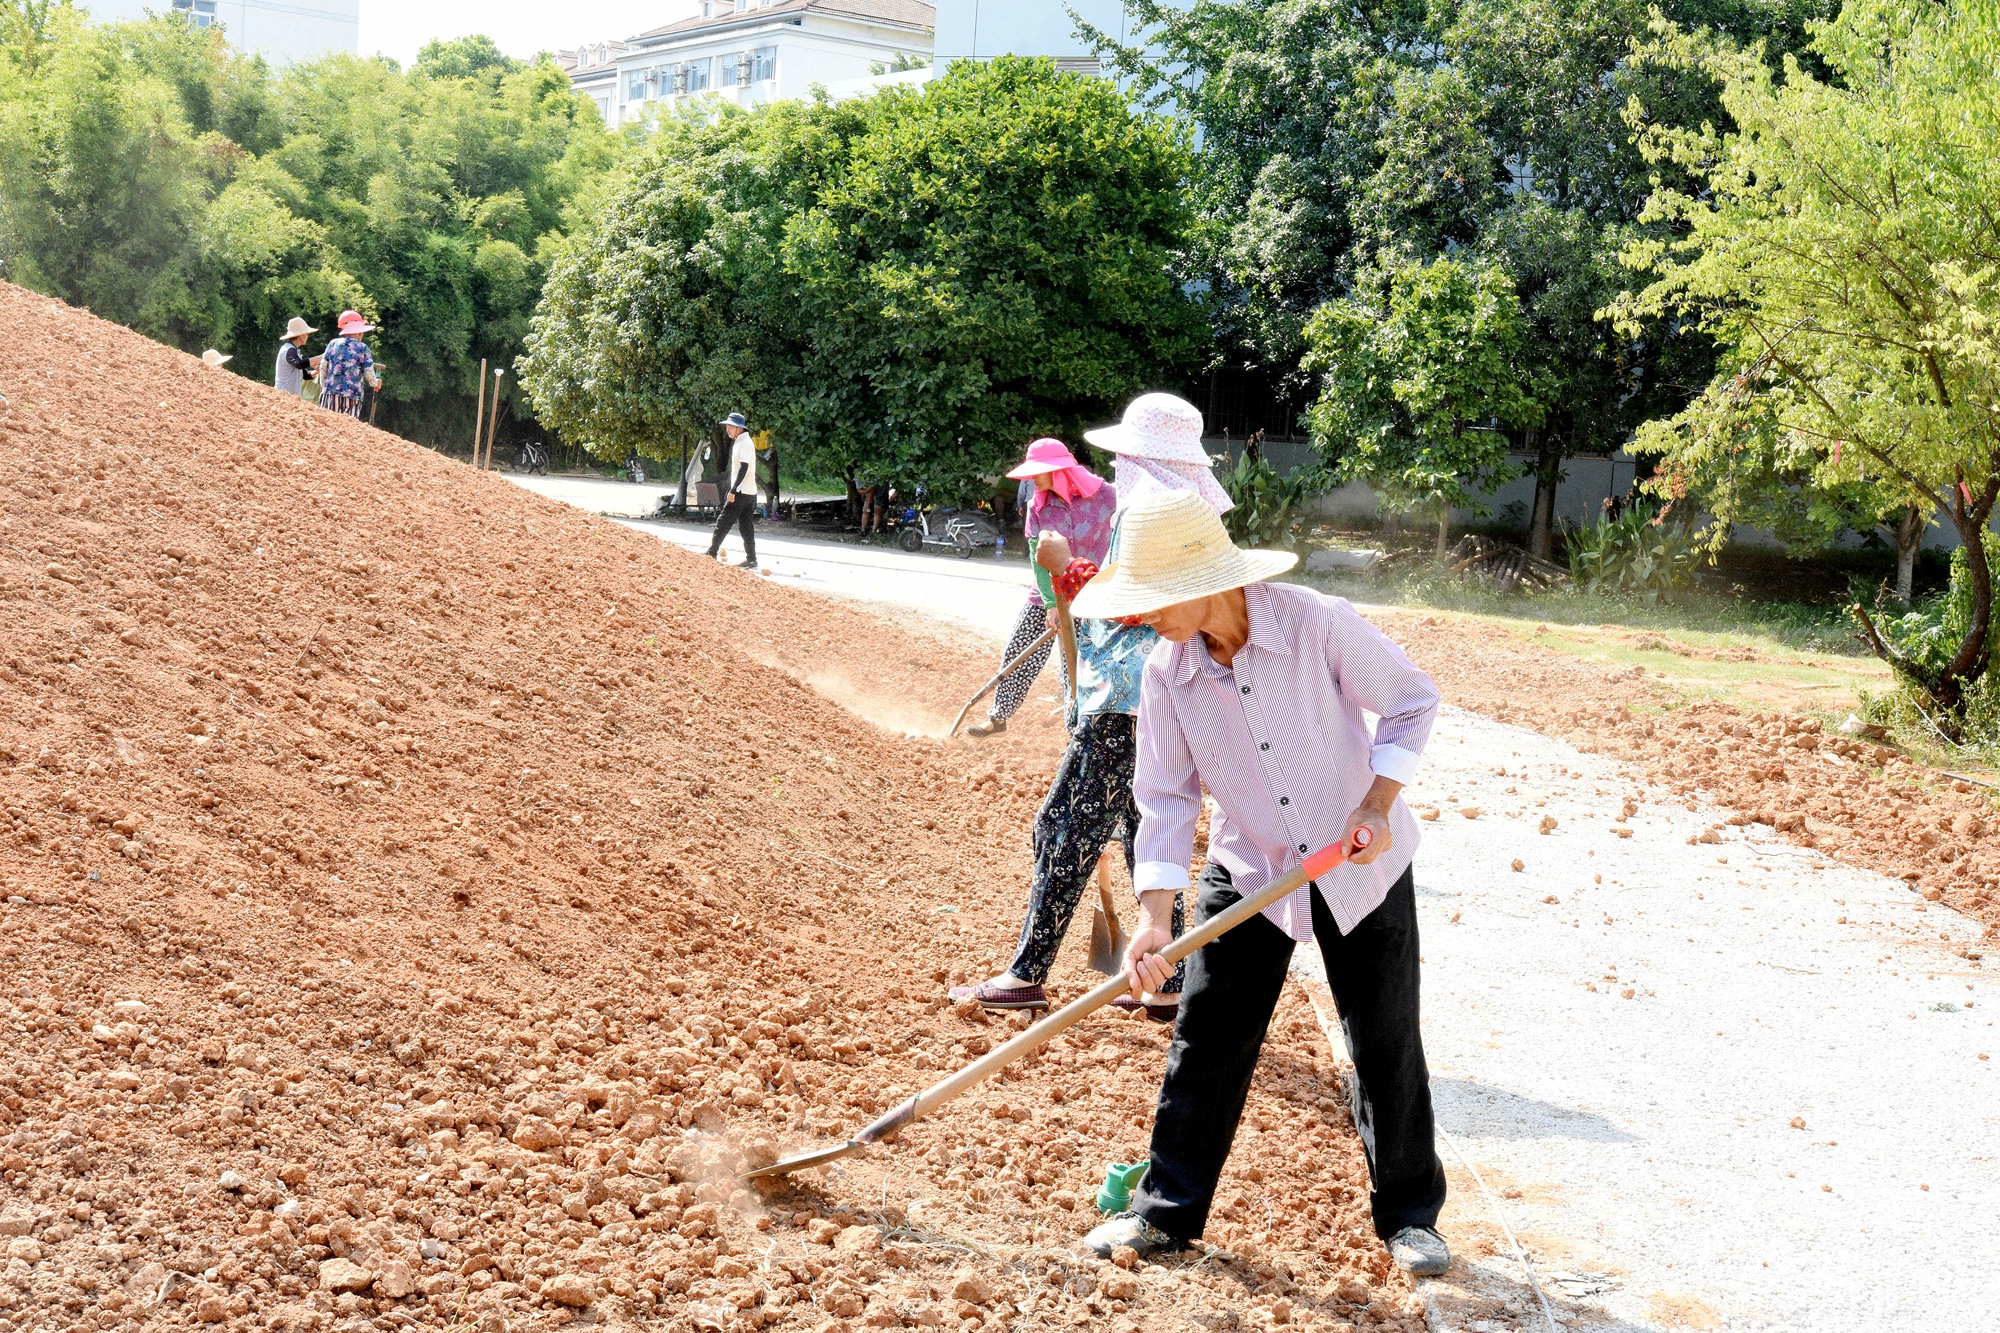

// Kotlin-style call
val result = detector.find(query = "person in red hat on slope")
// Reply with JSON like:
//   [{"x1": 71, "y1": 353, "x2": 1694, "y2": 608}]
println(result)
[{"x1": 318, "y1": 310, "x2": 382, "y2": 419}]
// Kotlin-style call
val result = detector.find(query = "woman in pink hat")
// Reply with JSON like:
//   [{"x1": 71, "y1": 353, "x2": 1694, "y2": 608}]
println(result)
[
  {"x1": 317, "y1": 310, "x2": 382, "y2": 419},
  {"x1": 950, "y1": 434, "x2": 1187, "y2": 1021},
  {"x1": 966, "y1": 438, "x2": 1117, "y2": 739}
]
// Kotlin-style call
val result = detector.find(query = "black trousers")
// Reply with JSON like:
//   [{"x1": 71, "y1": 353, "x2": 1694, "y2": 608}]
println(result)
[
  {"x1": 1006, "y1": 714, "x2": 1184, "y2": 991},
  {"x1": 1132, "y1": 862, "x2": 1446, "y2": 1241},
  {"x1": 706, "y1": 495, "x2": 757, "y2": 563}
]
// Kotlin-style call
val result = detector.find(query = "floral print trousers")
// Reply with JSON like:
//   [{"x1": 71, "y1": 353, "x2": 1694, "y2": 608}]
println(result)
[{"x1": 1007, "y1": 713, "x2": 1185, "y2": 991}]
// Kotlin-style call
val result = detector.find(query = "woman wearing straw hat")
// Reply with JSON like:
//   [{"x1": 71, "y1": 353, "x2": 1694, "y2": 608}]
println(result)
[
  {"x1": 318, "y1": 310, "x2": 382, "y2": 419},
  {"x1": 963, "y1": 438, "x2": 1117, "y2": 738},
  {"x1": 274, "y1": 317, "x2": 320, "y2": 398},
  {"x1": 1074, "y1": 488, "x2": 1452, "y2": 1278}
]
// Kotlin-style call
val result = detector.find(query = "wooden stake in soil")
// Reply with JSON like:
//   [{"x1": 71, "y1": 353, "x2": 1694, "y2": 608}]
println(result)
[
  {"x1": 472, "y1": 357, "x2": 488, "y2": 468},
  {"x1": 485, "y1": 369, "x2": 504, "y2": 471},
  {"x1": 741, "y1": 833, "x2": 1366, "y2": 1181}
]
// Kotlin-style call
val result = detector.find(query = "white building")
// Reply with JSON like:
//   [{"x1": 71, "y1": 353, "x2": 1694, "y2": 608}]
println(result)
[
  {"x1": 560, "y1": 0, "x2": 936, "y2": 126},
  {"x1": 85, "y1": 0, "x2": 358, "y2": 64},
  {"x1": 932, "y1": 0, "x2": 1137, "y2": 75}
]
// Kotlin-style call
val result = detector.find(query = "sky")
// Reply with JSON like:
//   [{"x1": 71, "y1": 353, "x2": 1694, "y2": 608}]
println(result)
[{"x1": 357, "y1": 0, "x2": 700, "y2": 67}]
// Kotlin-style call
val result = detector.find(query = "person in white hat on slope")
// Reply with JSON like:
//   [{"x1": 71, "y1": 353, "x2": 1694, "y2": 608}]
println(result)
[
  {"x1": 1073, "y1": 489, "x2": 1452, "y2": 1278},
  {"x1": 200, "y1": 349, "x2": 233, "y2": 370},
  {"x1": 274, "y1": 317, "x2": 320, "y2": 398}
]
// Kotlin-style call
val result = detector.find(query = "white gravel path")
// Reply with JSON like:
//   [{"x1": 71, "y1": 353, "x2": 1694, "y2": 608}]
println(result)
[{"x1": 1293, "y1": 705, "x2": 1999, "y2": 1333}]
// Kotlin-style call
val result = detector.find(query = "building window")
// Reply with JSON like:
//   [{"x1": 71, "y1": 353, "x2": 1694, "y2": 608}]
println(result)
[
  {"x1": 173, "y1": 0, "x2": 218, "y2": 27},
  {"x1": 684, "y1": 58, "x2": 711, "y2": 93},
  {"x1": 627, "y1": 75, "x2": 647, "y2": 101},
  {"x1": 751, "y1": 46, "x2": 777, "y2": 82}
]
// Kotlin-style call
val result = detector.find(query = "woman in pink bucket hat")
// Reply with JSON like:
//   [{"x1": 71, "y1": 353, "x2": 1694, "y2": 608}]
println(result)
[
  {"x1": 963, "y1": 438, "x2": 1115, "y2": 739},
  {"x1": 317, "y1": 310, "x2": 382, "y2": 419}
]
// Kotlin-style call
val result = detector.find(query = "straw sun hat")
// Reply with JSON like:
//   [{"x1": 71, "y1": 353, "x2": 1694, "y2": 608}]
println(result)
[
  {"x1": 200, "y1": 349, "x2": 232, "y2": 368},
  {"x1": 1069, "y1": 489, "x2": 1297, "y2": 620}
]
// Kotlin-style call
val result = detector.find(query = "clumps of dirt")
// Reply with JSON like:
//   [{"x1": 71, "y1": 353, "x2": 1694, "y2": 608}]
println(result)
[
  {"x1": 0, "y1": 283, "x2": 1414, "y2": 1332},
  {"x1": 1387, "y1": 613, "x2": 2000, "y2": 945}
]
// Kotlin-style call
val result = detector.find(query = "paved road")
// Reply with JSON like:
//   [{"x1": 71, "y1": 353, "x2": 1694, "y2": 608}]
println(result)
[
  {"x1": 507, "y1": 471, "x2": 1032, "y2": 638},
  {"x1": 510, "y1": 467, "x2": 1997, "y2": 1332}
]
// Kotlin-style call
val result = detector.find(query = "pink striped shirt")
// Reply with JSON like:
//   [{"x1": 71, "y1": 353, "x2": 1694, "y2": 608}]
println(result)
[{"x1": 1132, "y1": 582, "x2": 1438, "y2": 939}]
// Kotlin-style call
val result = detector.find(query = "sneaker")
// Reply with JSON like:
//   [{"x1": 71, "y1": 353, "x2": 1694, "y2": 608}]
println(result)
[
  {"x1": 1387, "y1": 1225, "x2": 1450, "y2": 1276},
  {"x1": 1083, "y1": 1212, "x2": 1185, "y2": 1261},
  {"x1": 965, "y1": 717, "x2": 1007, "y2": 737}
]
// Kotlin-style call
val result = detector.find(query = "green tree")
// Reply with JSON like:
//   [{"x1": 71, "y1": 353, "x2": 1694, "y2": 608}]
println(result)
[
  {"x1": 783, "y1": 57, "x2": 1200, "y2": 499},
  {"x1": 1610, "y1": 0, "x2": 2000, "y2": 723},
  {"x1": 520, "y1": 102, "x2": 856, "y2": 474},
  {"x1": 1305, "y1": 255, "x2": 1540, "y2": 554},
  {"x1": 525, "y1": 58, "x2": 1199, "y2": 500},
  {"x1": 1088, "y1": 0, "x2": 1829, "y2": 557},
  {"x1": 414, "y1": 33, "x2": 522, "y2": 82},
  {"x1": 0, "y1": 12, "x2": 620, "y2": 449}
]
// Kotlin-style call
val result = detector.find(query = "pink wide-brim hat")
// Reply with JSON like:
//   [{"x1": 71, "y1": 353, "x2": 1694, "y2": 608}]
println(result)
[
  {"x1": 336, "y1": 310, "x2": 374, "y2": 335},
  {"x1": 1006, "y1": 438, "x2": 1085, "y2": 479}
]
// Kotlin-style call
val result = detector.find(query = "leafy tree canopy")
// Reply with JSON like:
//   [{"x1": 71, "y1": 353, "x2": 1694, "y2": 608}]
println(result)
[
  {"x1": 1305, "y1": 254, "x2": 1539, "y2": 552},
  {"x1": 1610, "y1": 0, "x2": 2000, "y2": 719},
  {"x1": 523, "y1": 58, "x2": 1201, "y2": 501},
  {"x1": 0, "y1": 11, "x2": 622, "y2": 447},
  {"x1": 1086, "y1": 0, "x2": 1829, "y2": 556}
]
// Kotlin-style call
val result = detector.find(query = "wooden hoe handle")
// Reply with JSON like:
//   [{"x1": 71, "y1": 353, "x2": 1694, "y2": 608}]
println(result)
[
  {"x1": 947, "y1": 626, "x2": 1059, "y2": 736},
  {"x1": 851, "y1": 837, "x2": 1361, "y2": 1146}
]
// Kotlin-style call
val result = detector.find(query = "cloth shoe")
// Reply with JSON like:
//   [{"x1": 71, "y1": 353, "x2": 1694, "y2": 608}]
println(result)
[
  {"x1": 965, "y1": 717, "x2": 1006, "y2": 737},
  {"x1": 1387, "y1": 1226, "x2": 1450, "y2": 1275},
  {"x1": 1082, "y1": 1212, "x2": 1185, "y2": 1261},
  {"x1": 946, "y1": 980, "x2": 1046, "y2": 1011}
]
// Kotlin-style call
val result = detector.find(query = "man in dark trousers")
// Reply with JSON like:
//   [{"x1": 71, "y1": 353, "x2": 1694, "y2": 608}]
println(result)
[{"x1": 705, "y1": 412, "x2": 759, "y2": 570}]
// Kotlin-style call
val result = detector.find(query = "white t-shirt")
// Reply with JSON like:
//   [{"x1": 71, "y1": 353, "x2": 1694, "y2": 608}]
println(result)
[{"x1": 727, "y1": 433, "x2": 757, "y2": 497}]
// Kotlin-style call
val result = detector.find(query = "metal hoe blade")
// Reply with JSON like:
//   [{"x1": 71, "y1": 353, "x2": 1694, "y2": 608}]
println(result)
[{"x1": 739, "y1": 1138, "x2": 868, "y2": 1180}]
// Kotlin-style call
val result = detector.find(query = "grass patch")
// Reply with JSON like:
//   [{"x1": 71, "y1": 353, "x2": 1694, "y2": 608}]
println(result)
[{"x1": 1301, "y1": 562, "x2": 1867, "y2": 658}]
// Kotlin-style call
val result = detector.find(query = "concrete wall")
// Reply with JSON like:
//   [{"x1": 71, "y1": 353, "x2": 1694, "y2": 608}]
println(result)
[{"x1": 86, "y1": 0, "x2": 359, "y2": 63}]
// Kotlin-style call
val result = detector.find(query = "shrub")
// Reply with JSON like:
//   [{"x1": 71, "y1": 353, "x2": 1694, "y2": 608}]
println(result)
[
  {"x1": 1219, "y1": 453, "x2": 1318, "y2": 549},
  {"x1": 1565, "y1": 509, "x2": 1705, "y2": 601}
]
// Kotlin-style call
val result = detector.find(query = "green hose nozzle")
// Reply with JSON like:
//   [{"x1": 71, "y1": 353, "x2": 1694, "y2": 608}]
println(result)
[{"x1": 1096, "y1": 1161, "x2": 1149, "y2": 1214}]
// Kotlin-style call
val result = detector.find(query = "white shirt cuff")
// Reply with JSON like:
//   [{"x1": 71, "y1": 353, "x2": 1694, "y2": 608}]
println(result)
[
  {"x1": 1369, "y1": 742, "x2": 1422, "y2": 786},
  {"x1": 1133, "y1": 861, "x2": 1192, "y2": 895}
]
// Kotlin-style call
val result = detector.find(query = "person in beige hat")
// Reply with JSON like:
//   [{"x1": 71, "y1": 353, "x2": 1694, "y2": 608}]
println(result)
[
  {"x1": 1074, "y1": 489, "x2": 1452, "y2": 1278},
  {"x1": 274, "y1": 317, "x2": 320, "y2": 398},
  {"x1": 200, "y1": 349, "x2": 232, "y2": 369}
]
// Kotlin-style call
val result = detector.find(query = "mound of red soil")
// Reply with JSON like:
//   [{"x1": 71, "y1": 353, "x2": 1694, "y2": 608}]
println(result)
[
  {"x1": 1387, "y1": 613, "x2": 1999, "y2": 949},
  {"x1": 0, "y1": 284, "x2": 1419, "y2": 1332}
]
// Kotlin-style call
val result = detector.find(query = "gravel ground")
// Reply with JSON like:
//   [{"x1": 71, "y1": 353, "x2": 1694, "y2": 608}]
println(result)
[{"x1": 1294, "y1": 705, "x2": 1998, "y2": 1333}]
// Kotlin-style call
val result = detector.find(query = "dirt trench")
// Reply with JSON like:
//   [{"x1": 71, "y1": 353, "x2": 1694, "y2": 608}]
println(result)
[{"x1": 0, "y1": 283, "x2": 1420, "y2": 1332}]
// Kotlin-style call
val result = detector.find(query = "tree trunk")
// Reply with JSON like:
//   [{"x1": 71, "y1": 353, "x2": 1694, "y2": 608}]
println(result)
[
  {"x1": 1894, "y1": 505, "x2": 1923, "y2": 604},
  {"x1": 846, "y1": 465, "x2": 859, "y2": 524},
  {"x1": 1527, "y1": 430, "x2": 1562, "y2": 562},
  {"x1": 1435, "y1": 505, "x2": 1450, "y2": 559},
  {"x1": 1857, "y1": 494, "x2": 1993, "y2": 733}
]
